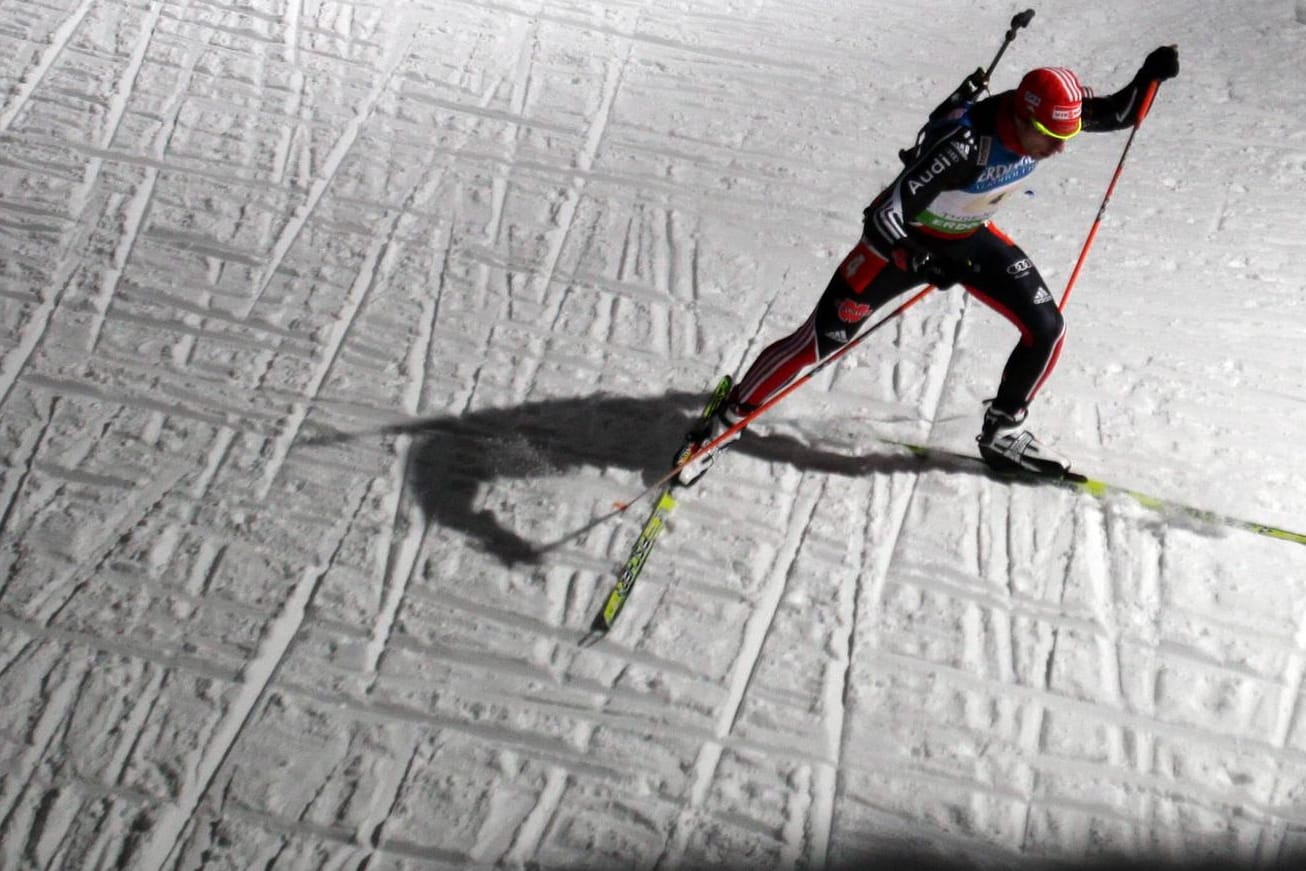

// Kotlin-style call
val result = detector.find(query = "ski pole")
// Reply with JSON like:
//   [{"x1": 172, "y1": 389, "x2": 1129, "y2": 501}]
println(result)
[
  {"x1": 922, "y1": 8, "x2": 1034, "y2": 133},
  {"x1": 1059, "y1": 78, "x2": 1162, "y2": 312},
  {"x1": 983, "y1": 9, "x2": 1036, "y2": 85},
  {"x1": 613, "y1": 284, "x2": 937, "y2": 511}
]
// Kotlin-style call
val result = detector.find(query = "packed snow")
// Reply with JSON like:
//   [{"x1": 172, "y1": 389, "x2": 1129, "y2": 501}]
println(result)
[{"x1": 1, "y1": 0, "x2": 1305, "y2": 869}]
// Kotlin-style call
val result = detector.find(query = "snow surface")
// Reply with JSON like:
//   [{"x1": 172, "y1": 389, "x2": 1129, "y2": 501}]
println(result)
[{"x1": 1, "y1": 0, "x2": 1305, "y2": 869}]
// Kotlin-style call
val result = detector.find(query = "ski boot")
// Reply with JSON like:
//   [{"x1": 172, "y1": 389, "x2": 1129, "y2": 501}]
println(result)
[
  {"x1": 976, "y1": 405, "x2": 1071, "y2": 477},
  {"x1": 675, "y1": 391, "x2": 748, "y2": 487}
]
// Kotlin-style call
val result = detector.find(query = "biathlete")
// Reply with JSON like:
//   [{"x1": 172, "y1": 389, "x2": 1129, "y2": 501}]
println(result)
[{"x1": 679, "y1": 45, "x2": 1180, "y2": 484}]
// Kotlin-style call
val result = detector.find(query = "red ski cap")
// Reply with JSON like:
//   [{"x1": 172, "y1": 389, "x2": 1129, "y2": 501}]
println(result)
[{"x1": 1016, "y1": 67, "x2": 1088, "y2": 139}]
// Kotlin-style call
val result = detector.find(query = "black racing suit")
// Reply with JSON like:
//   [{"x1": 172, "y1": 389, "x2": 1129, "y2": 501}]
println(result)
[{"x1": 732, "y1": 78, "x2": 1154, "y2": 419}]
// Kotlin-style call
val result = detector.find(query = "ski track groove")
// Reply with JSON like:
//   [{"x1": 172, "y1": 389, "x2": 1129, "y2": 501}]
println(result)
[
  {"x1": 22, "y1": 431, "x2": 202, "y2": 628},
  {"x1": 335, "y1": 691, "x2": 636, "y2": 783},
  {"x1": 647, "y1": 205, "x2": 673, "y2": 360},
  {"x1": 872, "y1": 559, "x2": 1306, "y2": 663},
  {"x1": 447, "y1": 0, "x2": 808, "y2": 71},
  {"x1": 252, "y1": 205, "x2": 395, "y2": 501},
  {"x1": 873, "y1": 642, "x2": 1306, "y2": 766},
  {"x1": 1018, "y1": 502, "x2": 1078, "y2": 852},
  {"x1": 0, "y1": 658, "x2": 86, "y2": 863},
  {"x1": 106, "y1": 664, "x2": 168, "y2": 788},
  {"x1": 0, "y1": 0, "x2": 96, "y2": 133},
  {"x1": 132, "y1": 484, "x2": 371, "y2": 871},
  {"x1": 487, "y1": 10, "x2": 539, "y2": 249},
  {"x1": 272, "y1": 35, "x2": 501, "y2": 702},
  {"x1": 1256, "y1": 586, "x2": 1306, "y2": 865},
  {"x1": 839, "y1": 745, "x2": 1298, "y2": 833},
  {"x1": 357, "y1": 476, "x2": 425, "y2": 687},
  {"x1": 86, "y1": 173, "x2": 153, "y2": 355},
  {"x1": 438, "y1": 21, "x2": 638, "y2": 859},
  {"x1": 368, "y1": 28, "x2": 509, "y2": 423},
  {"x1": 270, "y1": 59, "x2": 305, "y2": 188},
  {"x1": 189, "y1": 425, "x2": 237, "y2": 508},
  {"x1": 279, "y1": 757, "x2": 349, "y2": 862},
  {"x1": 808, "y1": 469, "x2": 879, "y2": 869},
  {"x1": 339, "y1": 90, "x2": 477, "y2": 682},
  {"x1": 86, "y1": 0, "x2": 195, "y2": 354},
  {"x1": 239, "y1": 14, "x2": 417, "y2": 321},
  {"x1": 64, "y1": 663, "x2": 167, "y2": 871},
  {"x1": 284, "y1": 0, "x2": 300, "y2": 66},
  {"x1": 1075, "y1": 499, "x2": 1130, "y2": 821},
  {"x1": 0, "y1": 2, "x2": 199, "y2": 467},
  {"x1": 353, "y1": 736, "x2": 423, "y2": 868},
  {"x1": 806, "y1": 284, "x2": 969, "y2": 864},
  {"x1": 654, "y1": 473, "x2": 823, "y2": 871},
  {"x1": 0, "y1": 612, "x2": 239, "y2": 687},
  {"x1": 70, "y1": 0, "x2": 166, "y2": 212},
  {"x1": 499, "y1": 765, "x2": 568, "y2": 866},
  {"x1": 1133, "y1": 523, "x2": 1166, "y2": 854},
  {"x1": 721, "y1": 476, "x2": 824, "y2": 737},
  {"x1": 823, "y1": 469, "x2": 926, "y2": 867},
  {"x1": 272, "y1": 668, "x2": 761, "y2": 771},
  {"x1": 0, "y1": 189, "x2": 105, "y2": 413},
  {"x1": 214, "y1": 799, "x2": 380, "y2": 863},
  {"x1": 0, "y1": 395, "x2": 56, "y2": 576},
  {"x1": 512, "y1": 18, "x2": 631, "y2": 400},
  {"x1": 455, "y1": 17, "x2": 531, "y2": 415}
]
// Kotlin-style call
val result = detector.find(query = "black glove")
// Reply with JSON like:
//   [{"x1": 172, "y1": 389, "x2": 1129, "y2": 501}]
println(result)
[
  {"x1": 1137, "y1": 45, "x2": 1179, "y2": 83},
  {"x1": 892, "y1": 246, "x2": 976, "y2": 290}
]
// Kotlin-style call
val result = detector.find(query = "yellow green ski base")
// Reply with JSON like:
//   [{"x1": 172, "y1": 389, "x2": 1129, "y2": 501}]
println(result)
[
  {"x1": 583, "y1": 376, "x2": 733, "y2": 640},
  {"x1": 891, "y1": 441, "x2": 1306, "y2": 547}
]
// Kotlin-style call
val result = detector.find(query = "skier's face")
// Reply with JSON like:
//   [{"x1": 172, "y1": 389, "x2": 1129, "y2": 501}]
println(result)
[{"x1": 1015, "y1": 114, "x2": 1069, "y2": 159}]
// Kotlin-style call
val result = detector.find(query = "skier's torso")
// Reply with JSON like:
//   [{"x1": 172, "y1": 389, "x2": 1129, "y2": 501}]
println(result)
[
  {"x1": 863, "y1": 81, "x2": 1144, "y2": 256},
  {"x1": 913, "y1": 103, "x2": 1035, "y2": 236},
  {"x1": 864, "y1": 94, "x2": 1030, "y2": 251}
]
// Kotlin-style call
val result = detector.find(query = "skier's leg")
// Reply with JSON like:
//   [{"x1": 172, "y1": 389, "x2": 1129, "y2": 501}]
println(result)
[
  {"x1": 677, "y1": 238, "x2": 919, "y2": 486},
  {"x1": 677, "y1": 240, "x2": 912, "y2": 485},
  {"x1": 960, "y1": 225, "x2": 1070, "y2": 473},
  {"x1": 961, "y1": 225, "x2": 1066, "y2": 414},
  {"x1": 730, "y1": 310, "x2": 818, "y2": 412},
  {"x1": 733, "y1": 238, "x2": 917, "y2": 409}
]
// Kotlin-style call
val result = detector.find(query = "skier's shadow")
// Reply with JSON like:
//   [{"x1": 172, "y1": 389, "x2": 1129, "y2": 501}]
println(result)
[{"x1": 307, "y1": 390, "x2": 955, "y2": 566}]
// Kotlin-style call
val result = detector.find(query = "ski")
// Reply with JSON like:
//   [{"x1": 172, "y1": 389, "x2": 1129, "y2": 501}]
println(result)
[
  {"x1": 887, "y1": 439, "x2": 1306, "y2": 547},
  {"x1": 582, "y1": 376, "x2": 734, "y2": 643}
]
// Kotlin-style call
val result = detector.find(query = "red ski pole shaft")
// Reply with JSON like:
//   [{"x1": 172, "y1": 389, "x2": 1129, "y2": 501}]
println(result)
[
  {"x1": 614, "y1": 284, "x2": 936, "y2": 511},
  {"x1": 1059, "y1": 79, "x2": 1160, "y2": 312}
]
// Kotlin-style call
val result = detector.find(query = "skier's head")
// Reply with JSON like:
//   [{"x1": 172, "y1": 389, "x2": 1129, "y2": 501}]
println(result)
[{"x1": 1013, "y1": 67, "x2": 1086, "y2": 158}]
